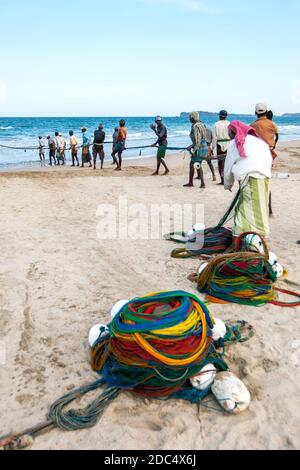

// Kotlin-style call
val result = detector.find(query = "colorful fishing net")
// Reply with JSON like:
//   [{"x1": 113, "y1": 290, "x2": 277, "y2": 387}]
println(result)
[{"x1": 91, "y1": 291, "x2": 227, "y2": 400}]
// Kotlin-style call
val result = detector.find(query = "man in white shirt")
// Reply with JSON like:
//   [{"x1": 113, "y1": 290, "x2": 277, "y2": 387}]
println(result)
[
  {"x1": 55, "y1": 132, "x2": 66, "y2": 165},
  {"x1": 224, "y1": 121, "x2": 272, "y2": 240},
  {"x1": 38, "y1": 136, "x2": 46, "y2": 166},
  {"x1": 212, "y1": 110, "x2": 231, "y2": 185}
]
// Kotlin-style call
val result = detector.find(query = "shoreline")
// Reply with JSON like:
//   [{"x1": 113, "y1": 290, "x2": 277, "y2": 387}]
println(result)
[{"x1": 0, "y1": 139, "x2": 299, "y2": 176}]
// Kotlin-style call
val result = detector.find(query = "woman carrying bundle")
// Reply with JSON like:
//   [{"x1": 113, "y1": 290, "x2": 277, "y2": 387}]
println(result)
[{"x1": 224, "y1": 121, "x2": 272, "y2": 244}]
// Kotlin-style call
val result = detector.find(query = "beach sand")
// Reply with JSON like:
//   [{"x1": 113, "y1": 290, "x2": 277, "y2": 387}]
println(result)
[{"x1": 0, "y1": 141, "x2": 300, "y2": 450}]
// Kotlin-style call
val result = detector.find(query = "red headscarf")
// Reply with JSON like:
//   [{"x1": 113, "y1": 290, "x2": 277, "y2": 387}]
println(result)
[{"x1": 228, "y1": 121, "x2": 259, "y2": 158}]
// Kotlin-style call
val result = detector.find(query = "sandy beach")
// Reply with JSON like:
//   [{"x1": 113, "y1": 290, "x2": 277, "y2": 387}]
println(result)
[{"x1": 0, "y1": 140, "x2": 300, "y2": 450}]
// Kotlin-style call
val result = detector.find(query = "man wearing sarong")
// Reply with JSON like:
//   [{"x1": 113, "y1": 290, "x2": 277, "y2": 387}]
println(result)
[
  {"x1": 212, "y1": 110, "x2": 231, "y2": 185},
  {"x1": 184, "y1": 112, "x2": 209, "y2": 189},
  {"x1": 47, "y1": 135, "x2": 57, "y2": 166},
  {"x1": 112, "y1": 120, "x2": 127, "y2": 171},
  {"x1": 150, "y1": 116, "x2": 170, "y2": 176},
  {"x1": 38, "y1": 136, "x2": 46, "y2": 166},
  {"x1": 251, "y1": 103, "x2": 278, "y2": 216},
  {"x1": 69, "y1": 130, "x2": 80, "y2": 167},
  {"x1": 224, "y1": 121, "x2": 272, "y2": 241},
  {"x1": 111, "y1": 127, "x2": 119, "y2": 165},
  {"x1": 57, "y1": 133, "x2": 66, "y2": 165},
  {"x1": 81, "y1": 128, "x2": 92, "y2": 168},
  {"x1": 93, "y1": 124, "x2": 106, "y2": 170}
]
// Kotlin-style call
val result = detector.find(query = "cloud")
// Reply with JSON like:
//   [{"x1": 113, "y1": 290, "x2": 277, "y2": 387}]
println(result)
[
  {"x1": 140, "y1": 0, "x2": 219, "y2": 13},
  {"x1": 0, "y1": 80, "x2": 7, "y2": 105}
]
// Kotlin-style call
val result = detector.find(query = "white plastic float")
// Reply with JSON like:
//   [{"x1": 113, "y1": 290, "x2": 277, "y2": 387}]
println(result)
[{"x1": 212, "y1": 372, "x2": 251, "y2": 414}]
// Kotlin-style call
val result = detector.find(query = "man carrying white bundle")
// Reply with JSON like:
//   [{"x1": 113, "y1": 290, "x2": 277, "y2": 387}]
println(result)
[{"x1": 224, "y1": 121, "x2": 272, "y2": 241}]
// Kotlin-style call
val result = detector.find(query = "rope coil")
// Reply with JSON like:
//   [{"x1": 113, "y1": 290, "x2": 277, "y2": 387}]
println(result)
[
  {"x1": 189, "y1": 234, "x2": 300, "y2": 307},
  {"x1": 91, "y1": 291, "x2": 224, "y2": 399}
]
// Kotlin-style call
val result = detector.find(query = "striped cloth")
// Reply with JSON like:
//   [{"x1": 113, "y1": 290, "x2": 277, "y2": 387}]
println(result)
[{"x1": 234, "y1": 177, "x2": 270, "y2": 237}]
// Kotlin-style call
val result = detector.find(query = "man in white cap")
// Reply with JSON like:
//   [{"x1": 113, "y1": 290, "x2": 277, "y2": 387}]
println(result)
[
  {"x1": 251, "y1": 103, "x2": 278, "y2": 217},
  {"x1": 251, "y1": 103, "x2": 278, "y2": 160}
]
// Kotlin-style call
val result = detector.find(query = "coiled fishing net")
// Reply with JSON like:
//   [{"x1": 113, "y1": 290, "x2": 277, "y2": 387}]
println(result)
[{"x1": 91, "y1": 291, "x2": 227, "y2": 399}]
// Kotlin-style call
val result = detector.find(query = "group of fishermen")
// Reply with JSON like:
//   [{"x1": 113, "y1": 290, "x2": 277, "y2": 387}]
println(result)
[
  {"x1": 37, "y1": 103, "x2": 279, "y2": 243},
  {"x1": 38, "y1": 120, "x2": 128, "y2": 171}
]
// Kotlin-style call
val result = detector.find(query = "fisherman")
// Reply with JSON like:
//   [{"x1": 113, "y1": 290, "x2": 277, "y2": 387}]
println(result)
[
  {"x1": 204, "y1": 125, "x2": 217, "y2": 182},
  {"x1": 251, "y1": 103, "x2": 278, "y2": 216},
  {"x1": 81, "y1": 128, "x2": 92, "y2": 168},
  {"x1": 54, "y1": 132, "x2": 61, "y2": 165},
  {"x1": 184, "y1": 112, "x2": 209, "y2": 189},
  {"x1": 47, "y1": 135, "x2": 57, "y2": 166},
  {"x1": 69, "y1": 130, "x2": 80, "y2": 167},
  {"x1": 212, "y1": 110, "x2": 231, "y2": 185},
  {"x1": 56, "y1": 133, "x2": 66, "y2": 165},
  {"x1": 224, "y1": 121, "x2": 272, "y2": 242},
  {"x1": 150, "y1": 116, "x2": 170, "y2": 176},
  {"x1": 93, "y1": 124, "x2": 106, "y2": 170},
  {"x1": 266, "y1": 110, "x2": 279, "y2": 147},
  {"x1": 111, "y1": 127, "x2": 119, "y2": 165},
  {"x1": 38, "y1": 136, "x2": 46, "y2": 166},
  {"x1": 251, "y1": 103, "x2": 278, "y2": 160},
  {"x1": 112, "y1": 120, "x2": 127, "y2": 171}
]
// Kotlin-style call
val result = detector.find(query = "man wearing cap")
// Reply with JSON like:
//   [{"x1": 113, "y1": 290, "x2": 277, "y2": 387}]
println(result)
[
  {"x1": 212, "y1": 110, "x2": 231, "y2": 185},
  {"x1": 251, "y1": 103, "x2": 278, "y2": 160},
  {"x1": 150, "y1": 116, "x2": 170, "y2": 176},
  {"x1": 93, "y1": 124, "x2": 106, "y2": 170}
]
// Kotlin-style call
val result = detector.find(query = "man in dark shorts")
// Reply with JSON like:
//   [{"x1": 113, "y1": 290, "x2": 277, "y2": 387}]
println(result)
[
  {"x1": 93, "y1": 124, "x2": 106, "y2": 170},
  {"x1": 47, "y1": 135, "x2": 57, "y2": 166},
  {"x1": 150, "y1": 116, "x2": 170, "y2": 176}
]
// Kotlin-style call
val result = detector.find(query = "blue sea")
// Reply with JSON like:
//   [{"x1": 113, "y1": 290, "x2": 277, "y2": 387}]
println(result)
[{"x1": 1, "y1": 115, "x2": 300, "y2": 169}]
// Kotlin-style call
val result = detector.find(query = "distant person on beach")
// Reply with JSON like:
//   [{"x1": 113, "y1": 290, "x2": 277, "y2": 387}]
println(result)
[
  {"x1": 212, "y1": 110, "x2": 231, "y2": 185},
  {"x1": 224, "y1": 121, "x2": 272, "y2": 241},
  {"x1": 150, "y1": 116, "x2": 170, "y2": 176},
  {"x1": 69, "y1": 131, "x2": 79, "y2": 167},
  {"x1": 93, "y1": 124, "x2": 106, "y2": 170},
  {"x1": 111, "y1": 127, "x2": 119, "y2": 165},
  {"x1": 81, "y1": 128, "x2": 92, "y2": 168},
  {"x1": 47, "y1": 135, "x2": 57, "y2": 166},
  {"x1": 56, "y1": 133, "x2": 66, "y2": 165},
  {"x1": 38, "y1": 136, "x2": 46, "y2": 166},
  {"x1": 111, "y1": 120, "x2": 127, "y2": 171},
  {"x1": 204, "y1": 125, "x2": 217, "y2": 182},
  {"x1": 184, "y1": 112, "x2": 209, "y2": 189},
  {"x1": 267, "y1": 110, "x2": 279, "y2": 146},
  {"x1": 251, "y1": 103, "x2": 278, "y2": 160}
]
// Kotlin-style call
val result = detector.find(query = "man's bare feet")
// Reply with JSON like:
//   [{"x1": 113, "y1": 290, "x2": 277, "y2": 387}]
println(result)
[
  {"x1": 184, "y1": 183, "x2": 194, "y2": 187},
  {"x1": 163, "y1": 170, "x2": 170, "y2": 175},
  {"x1": 213, "y1": 176, "x2": 217, "y2": 182},
  {"x1": 200, "y1": 185, "x2": 206, "y2": 189},
  {"x1": 152, "y1": 172, "x2": 159, "y2": 176}
]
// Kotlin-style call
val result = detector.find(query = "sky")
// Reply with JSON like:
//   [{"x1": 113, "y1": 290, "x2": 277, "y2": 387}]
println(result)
[{"x1": 0, "y1": 0, "x2": 300, "y2": 117}]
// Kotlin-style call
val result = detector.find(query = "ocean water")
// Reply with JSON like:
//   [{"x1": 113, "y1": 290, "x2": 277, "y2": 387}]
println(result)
[{"x1": 0, "y1": 115, "x2": 300, "y2": 169}]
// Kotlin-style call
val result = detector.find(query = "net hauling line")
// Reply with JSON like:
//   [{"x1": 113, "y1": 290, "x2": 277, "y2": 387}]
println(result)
[{"x1": 0, "y1": 141, "x2": 227, "y2": 161}]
